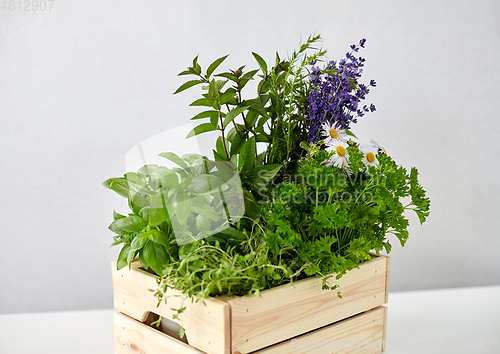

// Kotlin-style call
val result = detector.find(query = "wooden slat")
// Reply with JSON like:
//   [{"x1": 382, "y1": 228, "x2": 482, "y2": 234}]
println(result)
[
  {"x1": 253, "y1": 307, "x2": 387, "y2": 354},
  {"x1": 112, "y1": 255, "x2": 390, "y2": 354},
  {"x1": 384, "y1": 256, "x2": 391, "y2": 303},
  {"x1": 111, "y1": 261, "x2": 230, "y2": 354},
  {"x1": 228, "y1": 256, "x2": 389, "y2": 354},
  {"x1": 114, "y1": 312, "x2": 207, "y2": 354}
]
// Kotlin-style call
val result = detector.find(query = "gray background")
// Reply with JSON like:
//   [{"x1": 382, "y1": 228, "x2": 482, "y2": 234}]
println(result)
[{"x1": 1, "y1": 0, "x2": 499, "y2": 314}]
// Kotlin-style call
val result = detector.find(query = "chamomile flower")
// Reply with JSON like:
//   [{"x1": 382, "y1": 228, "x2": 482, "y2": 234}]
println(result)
[
  {"x1": 360, "y1": 143, "x2": 379, "y2": 167},
  {"x1": 370, "y1": 139, "x2": 387, "y2": 154},
  {"x1": 321, "y1": 122, "x2": 347, "y2": 145},
  {"x1": 326, "y1": 140, "x2": 350, "y2": 169}
]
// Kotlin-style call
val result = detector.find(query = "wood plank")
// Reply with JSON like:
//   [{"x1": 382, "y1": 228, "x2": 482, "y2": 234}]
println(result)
[
  {"x1": 111, "y1": 261, "x2": 230, "y2": 354},
  {"x1": 114, "y1": 312, "x2": 207, "y2": 354},
  {"x1": 252, "y1": 307, "x2": 387, "y2": 354},
  {"x1": 228, "y1": 256, "x2": 389, "y2": 354},
  {"x1": 384, "y1": 256, "x2": 391, "y2": 303}
]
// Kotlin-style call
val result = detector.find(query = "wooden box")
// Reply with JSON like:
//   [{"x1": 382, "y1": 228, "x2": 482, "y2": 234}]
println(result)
[{"x1": 112, "y1": 255, "x2": 390, "y2": 354}]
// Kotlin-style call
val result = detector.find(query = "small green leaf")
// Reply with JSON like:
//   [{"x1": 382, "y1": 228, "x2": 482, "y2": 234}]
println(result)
[
  {"x1": 178, "y1": 69, "x2": 195, "y2": 76},
  {"x1": 191, "y1": 202, "x2": 220, "y2": 221},
  {"x1": 116, "y1": 244, "x2": 130, "y2": 270},
  {"x1": 174, "y1": 79, "x2": 204, "y2": 94},
  {"x1": 151, "y1": 167, "x2": 179, "y2": 188},
  {"x1": 206, "y1": 54, "x2": 229, "y2": 78},
  {"x1": 223, "y1": 106, "x2": 249, "y2": 128},
  {"x1": 143, "y1": 241, "x2": 169, "y2": 275},
  {"x1": 194, "y1": 63, "x2": 201, "y2": 75},
  {"x1": 113, "y1": 210, "x2": 126, "y2": 220},
  {"x1": 172, "y1": 192, "x2": 191, "y2": 225},
  {"x1": 345, "y1": 130, "x2": 357, "y2": 138},
  {"x1": 130, "y1": 234, "x2": 149, "y2": 252},
  {"x1": 245, "y1": 98, "x2": 269, "y2": 119},
  {"x1": 214, "y1": 227, "x2": 247, "y2": 245},
  {"x1": 191, "y1": 110, "x2": 219, "y2": 121},
  {"x1": 255, "y1": 134, "x2": 270, "y2": 142},
  {"x1": 186, "y1": 123, "x2": 218, "y2": 138},
  {"x1": 149, "y1": 229, "x2": 170, "y2": 249},
  {"x1": 213, "y1": 149, "x2": 227, "y2": 161},
  {"x1": 188, "y1": 174, "x2": 225, "y2": 195},
  {"x1": 215, "y1": 72, "x2": 237, "y2": 81},
  {"x1": 216, "y1": 136, "x2": 226, "y2": 159},
  {"x1": 190, "y1": 98, "x2": 214, "y2": 107},
  {"x1": 238, "y1": 136, "x2": 256, "y2": 173},
  {"x1": 196, "y1": 214, "x2": 211, "y2": 233},
  {"x1": 252, "y1": 52, "x2": 268, "y2": 74},
  {"x1": 149, "y1": 192, "x2": 170, "y2": 226},
  {"x1": 158, "y1": 152, "x2": 190, "y2": 171},
  {"x1": 103, "y1": 178, "x2": 130, "y2": 198},
  {"x1": 230, "y1": 131, "x2": 246, "y2": 156},
  {"x1": 139, "y1": 250, "x2": 149, "y2": 270},
  {"x1": 245, "y1": 110, "x2": 259, "y2": 128},
  {"x1": 109, "y1": 216, "x2": 147, "y2": 234},
  {"x1": 219, "y1": 90, "x2": 236, "y2": 105},
  {"x1": 250, "y1": 164, "x2": 282, "y2": 182},
  {"x1": 242, "y1": 69, "x2": 259, "y2": 81},
  {"x1": 139, "y1": 206, "x2": 150, "y2": 220}
]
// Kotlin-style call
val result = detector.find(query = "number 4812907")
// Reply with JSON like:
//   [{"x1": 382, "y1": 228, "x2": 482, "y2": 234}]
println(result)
[{"x1": 1, "y1": 0, "x2": 55, "y2": 11}]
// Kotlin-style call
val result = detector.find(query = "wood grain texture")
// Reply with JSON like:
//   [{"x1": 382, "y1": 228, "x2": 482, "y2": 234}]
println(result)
[
  {"x1": 227, "y1": 255, "x2": 389, "y2": 354},
  {"x1": 111, "y1": 261, "x2": 230, "y2": 354},
  {"x1": 114, "y1": 312, "x2": 206, "y2": 354},
  {"x1": 112, "y1": 255, "x2": 389, "y2": 354},
  {"x1": 384, "y1": 256, "x2": 391, "y2": 303},
  {"x1": 253, "y1": 307, "x2": 387, "y2": 354}
]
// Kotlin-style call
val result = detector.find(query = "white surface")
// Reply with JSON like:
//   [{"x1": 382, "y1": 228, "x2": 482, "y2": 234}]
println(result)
[
  {"x1": 384, "y1": 286, "x2": 500, "y2": 353},
  {"x1": 0, "y1": 286, "x2": 498, "y2": 353}
]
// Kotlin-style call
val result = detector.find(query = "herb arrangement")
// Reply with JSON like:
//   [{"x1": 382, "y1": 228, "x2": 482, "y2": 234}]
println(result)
[{"x1": 104, "y1": 35, "x2": 430, "y2": 318}]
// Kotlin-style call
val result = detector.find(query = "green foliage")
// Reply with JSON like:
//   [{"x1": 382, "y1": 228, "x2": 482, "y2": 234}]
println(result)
[
  {"x1": 175, "y1": 34, "x2": 325, "y2": 178},
  {"x1": 104, "y1": 34, "x2": 431, "y2": 337},
  {"x1": 259, "y1": 142, "x2": 430, "y2": 286},
  {"x1": 104, "y1": 154, "x2": 250, "y2": 274}
]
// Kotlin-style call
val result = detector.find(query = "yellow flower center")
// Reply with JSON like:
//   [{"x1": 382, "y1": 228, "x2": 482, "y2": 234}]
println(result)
[
  {"x1": 336, "y1": 145, "x2": 346, "y2": 157},
  {"x1": 329, "y1": 128, "x2": 338, "y2": 139},
  {"x1": 366, "y1": 152, "x2": 376, "y2": 163}
]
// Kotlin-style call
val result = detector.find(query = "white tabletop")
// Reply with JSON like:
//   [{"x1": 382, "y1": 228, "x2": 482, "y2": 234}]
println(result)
[{"x1": 0, "y1": 285, "x2": 499, "y2": 353}]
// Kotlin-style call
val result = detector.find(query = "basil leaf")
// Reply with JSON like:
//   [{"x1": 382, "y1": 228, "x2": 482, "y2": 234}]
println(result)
[
  {"x1": 149, "y1": 192, "x2": 169, "y2": 226},
  {"x1": 109, "y1": 216, "x2": 147, "y2": 234},
  {"x1": 116, "y1": 244, "x2": 130, "y2": 270},
  {"x1": 143, "y1": 241, "x2": 169, "y2": 275}
]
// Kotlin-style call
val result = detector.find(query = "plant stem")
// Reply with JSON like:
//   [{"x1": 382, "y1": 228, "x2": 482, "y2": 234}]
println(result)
[{"x1": 218, "y1": 106, "x2": 230, "y2": 159}]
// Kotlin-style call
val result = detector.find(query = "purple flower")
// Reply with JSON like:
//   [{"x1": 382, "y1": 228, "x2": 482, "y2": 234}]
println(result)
[{"x1": 305, "y1": 39, "x2": 376, "y2": 142}]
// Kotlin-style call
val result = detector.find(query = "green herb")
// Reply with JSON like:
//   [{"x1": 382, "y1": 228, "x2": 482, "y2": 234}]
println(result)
[{"x1": 104, "y1": 35, "x2": 430, "y2": 337}]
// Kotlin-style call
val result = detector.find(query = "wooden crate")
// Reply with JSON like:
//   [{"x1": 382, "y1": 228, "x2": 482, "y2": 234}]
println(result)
[
  {"x1": 115, "y1": 306, "x2": 387, "y2": 354},
  {"x1": 112, "y1": 255, "x2": 390, "y2": 354}
]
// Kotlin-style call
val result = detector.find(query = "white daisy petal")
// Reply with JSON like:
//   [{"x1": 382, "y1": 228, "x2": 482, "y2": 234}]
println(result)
[
  {"x1": 360, "y1": 143, "x2": 380, "y2": 168},
  {"x1": 321, "y1": 122, "x2": 348, "y2": 145},
  {"x1": 327, "y1": 140, "x2": 350, "y2": 169}
]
